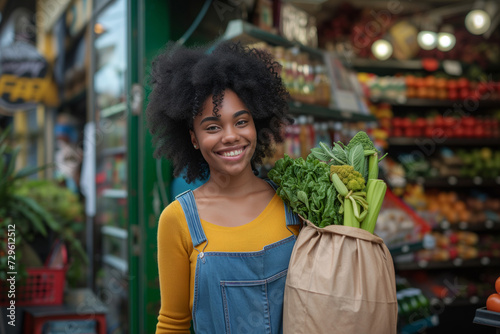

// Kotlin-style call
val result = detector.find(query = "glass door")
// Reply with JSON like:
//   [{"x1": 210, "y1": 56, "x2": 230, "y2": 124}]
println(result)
[{"x1": 92, "y1": 0, "x2": 129, "y2": 332}]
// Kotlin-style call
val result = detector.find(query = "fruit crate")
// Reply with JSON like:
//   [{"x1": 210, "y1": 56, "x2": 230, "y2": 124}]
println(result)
[{"x1": 0, "y1": 267, "x2": 67, "y2": 306}]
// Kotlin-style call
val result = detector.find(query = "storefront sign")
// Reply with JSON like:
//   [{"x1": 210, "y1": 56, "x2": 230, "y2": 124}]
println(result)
[
  {"x1": 0, "y1": 41, "x2": 58, "y2": 110},
  {"x1": 280, "y1": 3, "x2": 318, "y2": 48}
]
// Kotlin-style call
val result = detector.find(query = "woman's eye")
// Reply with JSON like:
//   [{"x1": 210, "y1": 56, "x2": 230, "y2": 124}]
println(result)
[
  {"x1": 236, "y1": 120, "x2": 248, "y2": 126},
  {"x1": 206, "y1": 126, "x2": 219, "y2": 131}
]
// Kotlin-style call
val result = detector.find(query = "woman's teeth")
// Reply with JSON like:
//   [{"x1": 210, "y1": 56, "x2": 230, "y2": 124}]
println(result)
[{"x1": 221, "y1": 149, "x2": 243, "y2": 157}]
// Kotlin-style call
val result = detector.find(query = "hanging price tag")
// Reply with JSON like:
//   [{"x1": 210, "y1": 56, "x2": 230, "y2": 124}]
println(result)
[
  {"x1": 448, "y1": 176, "x2": 457, "y2": 185},
  {"x1": 441, "y1": 220, "x2": 450, "y2": 230},
  {"x1": 443, "y1": 60, "x2": 462, "y2": 76}
]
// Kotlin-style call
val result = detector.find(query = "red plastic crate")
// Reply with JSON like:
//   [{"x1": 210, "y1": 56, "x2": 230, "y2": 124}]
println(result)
[{"x1": 1, "y1": 267, "x2": 67, "y2": 306}]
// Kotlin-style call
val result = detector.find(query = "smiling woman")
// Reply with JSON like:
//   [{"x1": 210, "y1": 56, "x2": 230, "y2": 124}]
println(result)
[{"x1": 146, "y1": 41, "x2": 302, "y2": 334}]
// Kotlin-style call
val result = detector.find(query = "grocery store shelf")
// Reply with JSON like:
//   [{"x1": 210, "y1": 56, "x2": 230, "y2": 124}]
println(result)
[
  {"x1": 435, "y1": 219, "x2": 500, "y2": 232},
  {"x1": 389, "y1": 235, "x2": 435, "y2": 257},
  {"x1": 400, "y1": 315, "x2": 439, "y2": 334},
  {"x1": 348, "y1": 58, "x2": 500, "y2": 74},
  {"x1": 100, "y1": 145, "x2": 127, "y2": 157},
  {"x1": 288, "y1": 101, "x2": 377, "y2": 122},
  {"x1": 371, "y1": 98, "x2": 500, "y2": 108},
  {"x1": 102, "y1": 189, "x2": 127, "y2": 199},
  {"x1": 395, "y1": 257, "x2": 500, "y2": 271},
  {"x1": 221, "y1": 19, "x2": 323, "y2": 58},
  {"x1": 348, "y1": 58, "x2": 425, "y2": 71},
  {"x1": 387, "y1": 137, "x2": 500, "y2": 147},
  {"x1": 408, "y1": 176, "x2": 500, "y2": 188},
  {"x1": 444, "y1": 297, "x2": 487, "y2": 308}
]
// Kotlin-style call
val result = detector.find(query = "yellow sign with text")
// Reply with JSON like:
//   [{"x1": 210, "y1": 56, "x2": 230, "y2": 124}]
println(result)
[{"x1": 0, "y1": 74, "x2": 58, "y2": 108}]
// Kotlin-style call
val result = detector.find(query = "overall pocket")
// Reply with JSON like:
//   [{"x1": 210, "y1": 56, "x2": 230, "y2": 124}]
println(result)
[{"x1": 220, "y1": 269, "x2": 288, "y2": 334}]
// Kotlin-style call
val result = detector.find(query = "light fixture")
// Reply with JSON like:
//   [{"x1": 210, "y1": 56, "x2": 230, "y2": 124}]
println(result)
[
  {"x1": 437, "y1": 33, "x2": 455, "y2": 51},
  {"x1": 371, "y1": 39, "x2": 393, "y2": 61},
  {"x1": 437, "y1": 24, "x2": 456, "y2": 51},
  {"x1": 417, "y1": 31, "x2": 437, "y2": 50},
  {"x1": 465, "y1": 9, "x2": 491, "y2": 35},
  {"x1": 94, "y1": 23, "x2": 105, "y2": 35}
]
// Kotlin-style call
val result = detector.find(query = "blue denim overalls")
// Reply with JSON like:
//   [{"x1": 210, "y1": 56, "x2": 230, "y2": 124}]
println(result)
[{"x1": 176, "y1": 180, "x2": 300, "y2": 334}]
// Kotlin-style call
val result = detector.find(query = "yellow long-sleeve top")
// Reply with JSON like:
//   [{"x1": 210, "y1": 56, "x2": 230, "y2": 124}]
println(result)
[{"x1": 155, "y1": 193, "x2": 300, "y2": 334}]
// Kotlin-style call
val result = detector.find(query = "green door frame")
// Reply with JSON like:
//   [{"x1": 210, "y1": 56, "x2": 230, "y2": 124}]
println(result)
[
  {"x1": 127, "y1": 0, "x2": 173, "y2": 332},
  {"x1": 127, "y1": 1, "x2": 221, "y2": 331}
]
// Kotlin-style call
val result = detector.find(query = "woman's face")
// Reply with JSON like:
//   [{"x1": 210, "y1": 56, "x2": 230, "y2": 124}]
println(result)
[{"x1": 190, "y1": 89, "x2": 257, "y2": 178}]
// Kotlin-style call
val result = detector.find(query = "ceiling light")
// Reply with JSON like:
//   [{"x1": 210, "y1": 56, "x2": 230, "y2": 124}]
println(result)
[
  {"x1": 465, "y1": 9, "x2": 491, "y2": 35},
  {"x1": 417, "y1": 31, "x2": 437, "y2": 50},
  {"x1": 371, "y1": 39, "x2": 393, "y2": 60},
  {"x1": 437, "y1": 32, "x2": 456, "y2": 51}
]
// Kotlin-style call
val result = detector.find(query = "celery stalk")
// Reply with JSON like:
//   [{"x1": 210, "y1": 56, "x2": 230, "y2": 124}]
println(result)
[
  {"x1": 367, "y1": 153, "x2": 379, "y2": 181},
  {"x1": 361, "y1": 180, "x2": 387, "y2": 234},
  {"x1": 343, "y1": 198, "x2": 359, "y2": 228}
]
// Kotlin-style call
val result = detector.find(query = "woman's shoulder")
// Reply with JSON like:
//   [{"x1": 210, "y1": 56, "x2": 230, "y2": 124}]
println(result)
[
  {"x1": 157, "y1": 198, "x2": 192, "y2": 248},
  {"x1": 158, "y1": 198, "x2": 190, "y2": 232}
]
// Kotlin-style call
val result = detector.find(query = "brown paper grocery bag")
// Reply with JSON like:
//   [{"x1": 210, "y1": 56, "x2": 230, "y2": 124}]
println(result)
[{"x1": 284, "y1": 219, "x2": 398, "y2": 334}]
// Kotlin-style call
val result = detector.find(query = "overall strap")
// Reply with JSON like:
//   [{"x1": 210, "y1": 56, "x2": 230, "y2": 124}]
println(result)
[
  {"x1": 264, "y1": 179, "x2": 301, "y2": 226},
  {"x1": 176, "y1": 190, "x2": 207, "y2": 247}
]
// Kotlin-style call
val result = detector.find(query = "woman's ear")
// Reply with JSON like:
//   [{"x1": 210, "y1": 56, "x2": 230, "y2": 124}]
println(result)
[{"x1": 190, "y1": 130, "x2": 198, "y2": 149}]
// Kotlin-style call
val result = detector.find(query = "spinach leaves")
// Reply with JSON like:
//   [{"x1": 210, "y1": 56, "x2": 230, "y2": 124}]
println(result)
[{"x1": 268, "y1": 155, "x2": 341, "y2": 227}]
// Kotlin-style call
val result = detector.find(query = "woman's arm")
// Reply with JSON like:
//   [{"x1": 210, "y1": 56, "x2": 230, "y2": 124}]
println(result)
[{"x1": 156, "y1": 202, "x2": 192, "y2": 334}]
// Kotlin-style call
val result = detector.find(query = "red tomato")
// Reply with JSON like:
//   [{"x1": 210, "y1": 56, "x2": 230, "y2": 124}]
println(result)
[
  {"x1": 487, "y1": 293, "x2": 500, "y2": 312},
  {"x1": 448, "y1": 89, "x2": 458, "y2": 100},
  {"x1": 459, "y1": 88, "x2": 469, "y2": 100},
  {"x1": 457, "y1": 77, "x2": 469, "y2": 89},
  {"x1": 405, "y1": 75, "x2": 416, "y2": 87},
  {"x1": 496, "y1": 277, "x2": 500, "y2": 294},
  {"x1": 447, "y1": 79, "x2": 457, "y2": 90},
  {"x1": 436, "y1": 78, "x2": 447, "y2": 90}
]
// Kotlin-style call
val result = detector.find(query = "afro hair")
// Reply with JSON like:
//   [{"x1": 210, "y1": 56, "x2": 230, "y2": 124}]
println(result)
[{"x1": 146, "y1": 41, "x2": 292, "y2": 183}]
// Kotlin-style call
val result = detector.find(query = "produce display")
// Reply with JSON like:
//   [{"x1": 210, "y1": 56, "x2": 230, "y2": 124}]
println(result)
[
  {"x1": 268, "y1": 131, "x2": 386, "y2": 232},
  {"x1": 393, "y1": 147, "x2": 500, "y2": 180},
  {"x1": 391, "y1": 115, "x2": 500, "y2": 139},
  {"x1": 358, "y1": 73, "x2": 500, "y2": 102},
  {"x1": 403, "y1": 185, "x2": 500, "y2": 227},
  {"x1": 486, "y1": 276, "x2": 500, "y2": 313}
]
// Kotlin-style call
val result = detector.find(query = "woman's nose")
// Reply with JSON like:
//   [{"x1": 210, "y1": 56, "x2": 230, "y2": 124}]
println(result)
[{"x1": 221, "y1": 127, "x2": 240, "y2": 143}]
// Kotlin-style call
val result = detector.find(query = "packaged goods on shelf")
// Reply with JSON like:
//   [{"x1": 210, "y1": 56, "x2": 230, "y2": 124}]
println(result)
[{"x1": 375, "y1": 188, "x2": 431, "y2": 249}]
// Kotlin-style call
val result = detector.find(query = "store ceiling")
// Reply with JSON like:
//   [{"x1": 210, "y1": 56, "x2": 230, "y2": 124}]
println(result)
[
  {"x1": 288, "y1": 0, "x2": 477, "y2": 17},
  {"x1": 287, "y1": 0, "x2": 498, "y2": 33}
]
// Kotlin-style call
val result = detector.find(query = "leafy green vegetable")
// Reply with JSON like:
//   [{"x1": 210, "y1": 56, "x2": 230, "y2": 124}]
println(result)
[
  {"x1": 268, "y1": 155, "x2": 341, "y2": 227},
  {"x1": 269, "y1": 131, "x2": 387, "y2": 233}
]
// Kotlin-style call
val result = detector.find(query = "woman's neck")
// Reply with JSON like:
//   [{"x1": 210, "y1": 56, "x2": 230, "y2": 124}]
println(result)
[{"x1": 198, "y1": 169, "x2": 263, "y2": 198}]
